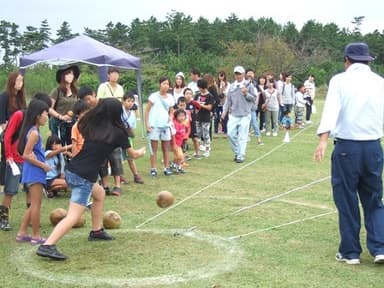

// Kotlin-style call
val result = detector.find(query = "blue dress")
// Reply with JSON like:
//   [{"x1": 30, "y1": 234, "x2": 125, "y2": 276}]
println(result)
[{"x1": 21, "y1": 127, "x2": 46, "y2": 185}]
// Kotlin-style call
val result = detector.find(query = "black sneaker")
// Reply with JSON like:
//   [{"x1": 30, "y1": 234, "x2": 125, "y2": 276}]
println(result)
[
  {"x1": 104, "y1": 187, "x2": 111, "y2": 195},
  {"x1": 163, "y1": 168, "x2": 173, "y2": 176},
  {"x1": 88, "y1": 228, "x2": 115, "y2": 241},
  {"x1": 150, "y1": 168, "x2": 157, "y2": 177},
  {"x1": 0, "y1": 219, "x2": 12, "y2": 231},
  {"x1": 36, "y1": 244, "x2": 67, "y2": 260}
]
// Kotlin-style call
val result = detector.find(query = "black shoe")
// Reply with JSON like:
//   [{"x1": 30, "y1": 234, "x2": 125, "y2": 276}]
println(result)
[
  {"x1": 104, "y1": 187, "x2": 111, "y2": 195},
  {"x1": 235, "y1": 158, "x2": 244, "y2": 163},
  {"x1": 150, "y1": 169, "x2": 158, "y2": 177},
  {"x1": 0, "y1": 219, "x2": 12, "y2": 231},
  {"x1": 163, "y1": 168, "x2": 173, "y2": 176},
  {"x1": 36, "y1": 244, "x2": 67, "y2": 260},
  {"x1": 88, "y1": 228, "x2": 115, "y2": 241}
]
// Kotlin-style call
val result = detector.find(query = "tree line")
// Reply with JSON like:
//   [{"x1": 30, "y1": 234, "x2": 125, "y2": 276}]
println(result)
[{"x1": 1, "y1": 12, "x2": 384, "y2": 98}]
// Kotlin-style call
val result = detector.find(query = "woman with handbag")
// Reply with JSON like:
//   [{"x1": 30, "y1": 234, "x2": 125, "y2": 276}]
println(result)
[{"x1": 48, "y1": 65, "x2": 80, "y2": 147}]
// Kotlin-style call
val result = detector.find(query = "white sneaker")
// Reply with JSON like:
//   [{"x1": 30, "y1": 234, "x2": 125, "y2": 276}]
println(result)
[
  {"x1": 272, "y1": 132, "x2": 278, "y2": 137},
  {"x1": 203, "y1": 151, "x2": 210, "y2": 158},
  {"x1": 335, "y1": 252, "x2": 360, "y2": 265},
  {"x1": 306, "y1": 120, "x2": 313, "y2": 124},
  {"x1": 199, "y1": 145, "x2": 205, "y2": 151},
  {"x1": 374, "y1": 254, "x2": 384, "y2": 264},
  {"x1": 266, "y1": 132, "x2": 271, "y2": 136}
]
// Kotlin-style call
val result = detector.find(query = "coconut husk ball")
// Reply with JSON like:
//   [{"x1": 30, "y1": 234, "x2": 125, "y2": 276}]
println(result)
[
  {"x1": 156, "y1": 191, "x2": 175, "y2": 208},
  {"x1": 49, "y1": 208, "x2": 67, "y2": 226},
  {"x1": 103, "y1": 210, "x2": 122, "y2": 229}
]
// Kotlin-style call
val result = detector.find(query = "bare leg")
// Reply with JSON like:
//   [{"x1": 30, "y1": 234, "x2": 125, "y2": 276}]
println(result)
[
  {"x1": 150, "y1": 140, "x2": 158, "y2": 169},
  {"x1": 2, "y1": 194, "x2": 13, "y2": 208},
  {"x1": 161, "y1": 140, "x2": 171, "y2": 168},
  {"x1": 128, "y1": 159, "x2": 138, "y2": 175},
  {"x1": 44, "y1": 202, "x2": 86, "y2": 245},
  {"x1": 91, "y1": 183, "x2": 105, "y2": 231}
]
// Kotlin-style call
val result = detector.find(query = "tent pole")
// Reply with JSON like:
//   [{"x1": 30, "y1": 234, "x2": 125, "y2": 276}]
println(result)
[{"x1": 136, "y1": 70, "x2": 145, "y2": 138}]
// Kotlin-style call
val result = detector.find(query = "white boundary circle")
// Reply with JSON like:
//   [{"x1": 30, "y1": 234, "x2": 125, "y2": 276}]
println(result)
[{"x1": 10, "y1": 228, "x2": 243, "y2": 287}]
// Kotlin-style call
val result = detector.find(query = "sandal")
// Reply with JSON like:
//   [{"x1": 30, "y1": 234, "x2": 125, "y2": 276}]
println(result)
[
  {"x1": 111, "y1": 187, "x2": 121, "y2": 196},
  {"x1": 30, "y1": 237, "x2": 46, "y2": 245},
  {"x1": 133, "y1": 174, "x2": 144, "y2": 184},
  {"x1": 16, "y1": 235, "x2": 32, "y2": 243}
]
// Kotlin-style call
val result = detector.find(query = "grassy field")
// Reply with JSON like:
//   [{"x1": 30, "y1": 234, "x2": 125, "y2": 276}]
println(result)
[{"x1": 1, "y1": 99, "x2": 384, "y2": 288}]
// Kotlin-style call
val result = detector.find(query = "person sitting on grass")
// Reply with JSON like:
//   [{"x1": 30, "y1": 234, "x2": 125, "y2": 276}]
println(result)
[
  {"x1": 36, "y1": 98, "x2": 145, "y2": 260},
  {"x1": 45, "y1": 135, "x2": 71, "y2": 198}
]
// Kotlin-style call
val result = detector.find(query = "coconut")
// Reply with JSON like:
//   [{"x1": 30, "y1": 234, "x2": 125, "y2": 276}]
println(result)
[
  {"x1": 103, "y1": 210, "x2": 122, "y2": 229},
  {"x1": 156, "y1": 191, "x2": 175, "y2": 208},
  {"x1": 49, "y1": 208, "x2": 67, "y2": 226}
]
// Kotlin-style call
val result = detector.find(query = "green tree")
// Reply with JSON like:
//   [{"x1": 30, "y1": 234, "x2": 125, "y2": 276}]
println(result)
[
  {"x1": 0, "y1": 20, "x2": 21, "y2": 68},
  {"x1": 39, "y1": 19, "x2": 51, "y2": 48},
  {"x1": 352, "y1": 16, "x2": 365, "y2": 35},
  {"x1": 54, "y1": 21, "x2": 78, "y2": 43},
  {"x1": 22, "y1": 26, "x2": 41, "y2": 54},
  {"x1": 22, "y1": 20, "x2": 51, "y2": 54},
  {"x1": 103, "y1": 21, "x2": 130, "y2": 49},
  {"x1": 164, "y1": 11, "x2": 194, "y2": 56}
]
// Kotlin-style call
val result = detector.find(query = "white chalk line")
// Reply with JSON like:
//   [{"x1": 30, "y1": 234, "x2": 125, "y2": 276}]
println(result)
[
  {"x1": 228, "y1": 210, "x2": 337, "y2": 240},
  {"x1": 195, "y1": 195, "x2": 334, "y2": 211},
  {"x1": 135, "y1": 126, "x2": 312, "y2": 229},
  {"x1": 10, "y1": 228, "x2": 243, "y2": 287},
  {"x1": 276, "y1": 198, "x2": 334, "y2": 211}
]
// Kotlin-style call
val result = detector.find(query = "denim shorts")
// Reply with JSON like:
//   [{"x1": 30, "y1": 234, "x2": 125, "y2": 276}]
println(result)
[
  {"x1": 65, "y1": 170, "x2": 93, "y2": 207},
  {"x1": 148, "y1": 127, "x2": 171, "y2": 141},
  {"x1": 3, "y1": 162, "x2": 23, "y2": 195}
]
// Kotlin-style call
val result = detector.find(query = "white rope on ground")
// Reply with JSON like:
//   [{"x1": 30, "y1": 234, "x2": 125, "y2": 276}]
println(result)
[
  {"x1": 207, "y1": 175, "x2": 330, "y2": 225},
  {"x1": 135, "y1": 125, "x2": 313, "y2": 229},
  {"x1": 230, "y1": 176, "x2": 331, "y2": 216},
  {"x1": 228, "y1": 210, "x2": 337, "y2": 240}
]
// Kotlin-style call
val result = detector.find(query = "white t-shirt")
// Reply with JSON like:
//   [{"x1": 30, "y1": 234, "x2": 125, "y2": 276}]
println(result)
[{"x1": 148, "y1": 92, "x2": 175, "y2": 128}]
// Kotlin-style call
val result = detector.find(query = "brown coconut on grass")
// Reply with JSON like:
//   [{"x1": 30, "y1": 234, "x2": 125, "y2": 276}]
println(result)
[
  {"x1": 103, "y1": 211, "x2": 121, "y2": 229},
  {"x1": 156, "y1": 191, "x2": 175, "y2": 208},
  {"x1": 49, "y1": 208, "x2": 67, "y2": 226}
]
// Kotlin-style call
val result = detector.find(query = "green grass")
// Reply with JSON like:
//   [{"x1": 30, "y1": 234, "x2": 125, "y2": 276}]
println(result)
[{"x1": 1, "y1": 100, "x2": 384, "y2": 288}]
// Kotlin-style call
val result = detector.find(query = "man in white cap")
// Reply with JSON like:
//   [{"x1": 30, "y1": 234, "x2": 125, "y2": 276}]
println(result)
[
  {"x1": 221, "y1": 66, "x2": 256, "y2": 163},
  {"x1": 314, "y1": 42, "x2": 384, "y2": 265}
]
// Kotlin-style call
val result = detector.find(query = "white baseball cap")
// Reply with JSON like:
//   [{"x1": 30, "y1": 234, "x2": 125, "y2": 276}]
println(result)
[
  {"x1": 233, "y1": 66, "x2": 245, "y2": 74},
  {"x1": 175, "y1": 72, "x2": 185, "y2": 79}
]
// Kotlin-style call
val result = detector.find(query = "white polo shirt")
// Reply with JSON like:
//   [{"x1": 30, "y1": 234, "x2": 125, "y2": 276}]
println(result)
[{"x1": 317, "y1": 63, "x2": 384, "y2": 140}]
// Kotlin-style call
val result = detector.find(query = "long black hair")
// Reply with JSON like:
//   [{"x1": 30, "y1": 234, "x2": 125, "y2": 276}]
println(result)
[
  {"x1": 78, "y1": 97, "x2": 127, "y2": 144},
  {"x1": 17, "y1": 99, "x2": 49, "y2": 155},
  {"x1": 45, "y1": 134, "x2": 61, "y2": 151}
]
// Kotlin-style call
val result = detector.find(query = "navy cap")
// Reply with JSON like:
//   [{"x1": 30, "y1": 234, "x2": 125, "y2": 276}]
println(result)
[{"x1": 344, "y1": 42, "x2": 374, "y2": 61}]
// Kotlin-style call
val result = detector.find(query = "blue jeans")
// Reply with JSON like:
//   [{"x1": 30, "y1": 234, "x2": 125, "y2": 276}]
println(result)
[
  {"x1": 227, "y1": 114, "x2": 251, "y2": 160},
  {"x1": 250, "y1": 110, "x2": 261, "y2": 137},
  {"x1": 332, "y1": 139, "x2": 384, "y2": 258}
]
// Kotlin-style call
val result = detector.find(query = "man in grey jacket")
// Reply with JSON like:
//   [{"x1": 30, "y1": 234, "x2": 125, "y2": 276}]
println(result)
[{"x1": 221, "y1": 66, "x2": 256, "y2": 163}]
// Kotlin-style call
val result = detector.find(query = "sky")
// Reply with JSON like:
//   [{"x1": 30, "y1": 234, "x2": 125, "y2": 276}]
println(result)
[{"x1": 0, "y1": 0, "x2": 383, "y2": 35}]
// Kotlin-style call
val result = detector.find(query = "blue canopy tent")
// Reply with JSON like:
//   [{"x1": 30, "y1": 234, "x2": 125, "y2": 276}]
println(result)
[{"x1": 19, "y1": 34, "x2": 144, "y2": 135}]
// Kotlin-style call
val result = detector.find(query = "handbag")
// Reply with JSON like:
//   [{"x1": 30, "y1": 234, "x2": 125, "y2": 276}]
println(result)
[{"x1": 261, "y1": 103, "x2": 268, "y2": 112}]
